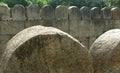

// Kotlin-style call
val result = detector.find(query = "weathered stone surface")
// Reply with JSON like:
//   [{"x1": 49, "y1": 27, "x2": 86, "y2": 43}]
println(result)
[
  {"x1": 0, "y1": 21, "x2": 25, "y2": 34},
  {"x1": 40, "y1": 5, "x2": 54, "y2": 26},
  {"x1": 80, "y1": 6, "x2": 91, "y2": 20},
  {"x1": 111, "y1": 7, "x2": 120, "y2": 19},
  {"x1": 92, "y1": 20, "x2": 104, "y2": 37},
  {"x1": 101, "y1": 7, "x2": 112, "y2": 19},
  {"x1": 68, "y1": 6, "x2": 81, "y2": 39},
  {"x1": 68, "y1": 6, "x2": 81, "y2": 20},
  {"x1": 90, "y1": 29, "x2": 120, "y2": 73},
  {"x1": 91, "y1": 7, "x2": 101, "y2": 19},
  {"x1": 0, "y1": 25, "x2": 93, "y2": 73},
  {"x1": 12, "y1": 4, "x2": 26, "y2": 20},
  {"x1": 41, "y1": 5, "x2": 54, "y2": 20},
  {"x1": 0, "y1": 4, "x2": 10, "y2": 20},
  {"x1": 55, "y1": 5, "x2": 68, "y2": 20},
  {"x1": 54, "y1": 5, "x2": 69, "y2": 32},
  {"x1": 26, "y1": 4, "x2": 40, "y2": 20},
  {"x1": 101, "y1": 7, "x2": 112, "y2": 32}
]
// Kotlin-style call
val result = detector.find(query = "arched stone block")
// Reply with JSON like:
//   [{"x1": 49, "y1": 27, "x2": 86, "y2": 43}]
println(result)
[
  {"x1": 0, "y1": 4, "x2": 10, "y2": 20},
  {"x1": 0, "y1": 26, "x2": 93, "y2": 73},
  {"x1": 26, "y1": 4, "x2": 40, "y2": 20},
  {"x1": 68, "y1": 6, "x2": 81, "y2": 20},
  {"x1": 54, "y1": 5, "x2": 69, "y2": 32},
  {"x1": 41, "y1": 5, "x2": 54, "y2": 20},
  {"x1": 80, "y1": 6, "x2": 91, "y2": 20},
  {"x1": 111, "y1": 7, "x2": 120, "y2": 19},
  {"x1": 68, "y1": 6, "x2": 81, "y2": 39},
  {"x1": 91, "y1": 7, "x2": 101, "y2": 19},
  {"x1": 90, "y1": 29, "x2": 120, "y2": 73},
  {"x1": 101, "y1": 7, "x2": 112, "y2": 33},
  {"x1": 12, "y1": 4, "x2": 26, "y2": 20},
  {"x1": 55, "y1": 5, "x2": 68, "y2": 20},
  {"x1": 101, "y1": 7, "x2": 112, "y2": 19},
  {"x1": 40, "y1": 5, "x2": 54, "y2": 26}
]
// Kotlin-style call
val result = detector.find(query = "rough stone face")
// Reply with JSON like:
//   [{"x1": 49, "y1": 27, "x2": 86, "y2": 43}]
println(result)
[
  {"x1": 0, "y1": 4, "x2": 10, "y2": 20},
  {"x1": 40, "y1": 5, "x2": 54, "y2": 26},
  {"x1": 101, "y1": 7, "x2": 112, "y2": 19},
  {"x1": 111, "y1": 7, "x2": 120, "y2": 19},
  {"x1": 55, "y1": 5, "x2": 68, "y2": 20},
  {"x1": 41, "y1": 5, "x2": 54, "y2": 20},
  {"x1": 0, "y1": 25, "x2": 93, "y2": 73},
  {"x1": 54, "y1": 5, "x2": 69, "y2": 32},
  {"x1": 91, "y1": 7, "x2": 101, "y2": 19},
  {"x1": 90, "y1": 29, "x2": 120, "y2": 73},
  {"x1": 68, "y1": 6, "x2": 81, "y2": 39},
  {"x1": 12, "y1": 4, "x2": 26, "y2": 20},
  {"x1": 26, "y1": 4, "x2": 40, "y2": 20},
  {"x1": 80, "y1": 6, "x2": 91, "y2": 20}
]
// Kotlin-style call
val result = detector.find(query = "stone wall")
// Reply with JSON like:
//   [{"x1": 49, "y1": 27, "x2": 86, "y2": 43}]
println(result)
[
  {"x1": 0, "y1": 4, "x2": 120, "y2": 73},
  {"x1": 0, "y1": 4, "x2": 120, "y2": 49}
]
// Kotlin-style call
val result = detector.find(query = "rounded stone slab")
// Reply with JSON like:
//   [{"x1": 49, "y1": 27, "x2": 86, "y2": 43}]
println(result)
[
  {"x1": 80, "y1": 6, "x2": 91, "y2": 20},
  {"x1": 12, "y1": 4, "x2": 26, "y2": 20},
  {"x1": 91, "y1": 7, "x2": 101, "y2": 19},
  {"x1": 41, "y1": 5, "x2": 54, "y2": 20},
  {"x1": 0, "y1": 26, "x2": 93, "y2": 73},
  {"x1": 90, "y1": 29, "x2": 120, "y2": 73},
  {"x1": 101, "y1": 7, "x2": 112, "y2": 19},
  {"x1": 0, "y1": 4, "x2": 10, "y2": 20},
  {"x1": 26, "y1": 4, "x2": 40, "y2": 20}
]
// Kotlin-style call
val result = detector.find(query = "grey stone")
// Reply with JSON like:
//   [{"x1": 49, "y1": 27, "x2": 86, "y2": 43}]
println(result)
[
  {"x1": 91, "y1": 7, "x2": 101, "y2": 19},
  {"x1": 0, "y1": 4, "x2": 10, "y2": 20},
  {"x1": 111, "y1": 7, "x2": 120, "y2": 19},
  {"x1": 0, "y1": 25, "x2": 93, "y2": 73},
  {"x1": 12, "y1": 4, "x2": 26, "y2": 20},
  {"x1": 26, "y1": 4, "x2": 40, "y2": 20},
  {"x1": 80, "y1": 6, "x2": 91, "y2": 20},
  {"x1": 101, "y1": 7, "x2": 112, "y2": 19},
  {"x1": 68, "y1": 6, "x2": 81, "y2": 39},
  {"x1": 55, "y1": 5, "x2": 68, "y2": 20},
  {"x1": 40, "y1": 5, "x2": 55, "y2": 26},
  {"x1": 54, "y1": 5, "x2": 69, "y2": 32},
  {"x1": 41, "y1": 5, "x2": 54, "y2": 20}
]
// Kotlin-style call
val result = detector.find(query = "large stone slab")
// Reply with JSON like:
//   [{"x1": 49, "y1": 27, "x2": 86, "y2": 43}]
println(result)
[
  {"x1": 0, "y1": 4, "x2": 10, "y2": 20},
  {"x1": 90, "y1": 29, "x2": 120, "y2": 73},
  {"x1": 0, "y1": 26, "x2": 93, "y2": 73}
]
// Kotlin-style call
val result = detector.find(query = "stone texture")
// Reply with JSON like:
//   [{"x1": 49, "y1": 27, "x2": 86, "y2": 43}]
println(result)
[
  {"x1": 101, "y1": 7, "x2": 112, "y2": 32},
  {"x1": 26, "y1": 4, "x2": 40, "y2": 20},
  {"x1": 68, "y1": 6, "x2": 81, "y2": 20},
  {"x1": 54, "y1": 5, "x2": 69, "y2": 32},
  {"x1": 91, "y1": 7, "x2": 101, "y2": 19},
  {"x1": 0, "y1": 25, "x2": 93, "y2": 73},
  {"x1": 111, "y1": 7, "x2": 120, "y2": 19},
  {"x1": 0, "y1": 4, "x2": 10, "y2": 20},
  {"x1": 92, "y1": 20, "x2": 104, "y2": 37},
  {"x1": 41, "y1": 5, "x2": 54, "y2": 20},
  {"x1": 101, "y1": 7, "x2": 112, "y2": 19},
  {"x1": 90, "y1": 29, "x2": 120, "y2": 73},
  {"x1": 55, "y1": 5, "x2": 68, "y2": 20},
  {"x1": 0, "y1": 21, "x2": 25, "y2": 34},
  {"x1": 12, "y1": 4, "x2": 26, "y2": 20},
  {"x1": 68, "y1": 6, "x2": 81, "y2": 39},
  {"x1": 80, "y1": 6, "x2": 91, "y2": 20},
  {"x1": 40, "y1": 5, "x2": 55, "y2": 26}
]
